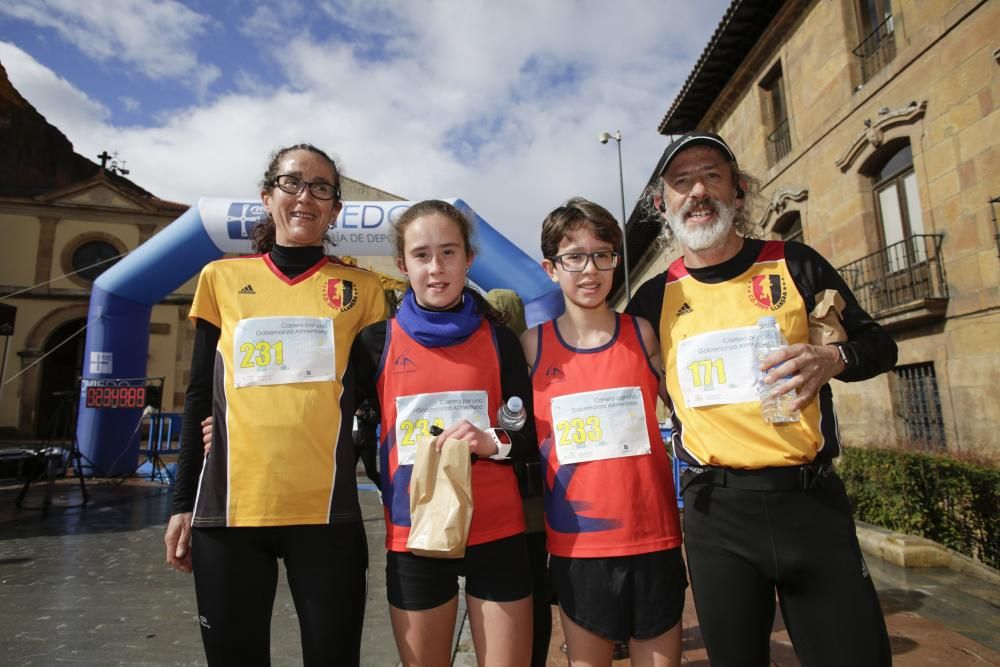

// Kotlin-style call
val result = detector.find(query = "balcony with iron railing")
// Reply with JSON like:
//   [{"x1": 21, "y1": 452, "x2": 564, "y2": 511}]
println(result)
[
  {"x1": 837, "y1": 234, "x2": 948, "y2": 330},
  {"x1": 766, "y1": 118, "x2": 791, "y2": 166},
  {"x1": 853, "y1": 14, "x2": 897, "y2": 84}
]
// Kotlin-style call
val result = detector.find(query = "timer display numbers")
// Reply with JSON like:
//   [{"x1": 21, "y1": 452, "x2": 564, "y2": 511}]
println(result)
[
  {"x1": 81, "y1": 377, "x2": 163, "y2": 410},
  {"x1": 85, "y1": 385, "x2": 148, "y2": 409}
]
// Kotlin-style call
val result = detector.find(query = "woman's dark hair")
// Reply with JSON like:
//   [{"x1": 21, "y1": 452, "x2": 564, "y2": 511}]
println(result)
[
  {"x1": 392, "y1": 199, "x2": 508, "y2": 325},
  {"x1": 251, "y1": 143, "x2": 342, "y2": 254}
]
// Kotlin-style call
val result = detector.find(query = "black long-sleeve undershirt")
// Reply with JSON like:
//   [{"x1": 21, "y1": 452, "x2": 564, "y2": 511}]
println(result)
[
  {"x1": 173, "y1": 245, "x2": 327, "y2": 514},
  {"x1": 349, "y1": 319, "x2": 539, "y2": 462}
]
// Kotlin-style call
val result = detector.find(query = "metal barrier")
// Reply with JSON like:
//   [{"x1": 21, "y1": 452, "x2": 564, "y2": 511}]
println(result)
[{"x1": 137, "y1": 412, "x2": 183, "y2": 484}]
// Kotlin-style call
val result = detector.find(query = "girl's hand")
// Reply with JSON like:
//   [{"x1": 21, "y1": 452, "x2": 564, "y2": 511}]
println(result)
[{"x1": 433, "y1": 419, "x2": 498, "y2": 458}]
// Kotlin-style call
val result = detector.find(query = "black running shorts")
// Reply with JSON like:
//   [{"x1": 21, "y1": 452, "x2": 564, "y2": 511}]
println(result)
[
  {"x1": 386, "y1": 532, "x2": 532, "y2": 610},
  {"x1": 549, "y1": 547, "x2": 687, "y2": 642}
]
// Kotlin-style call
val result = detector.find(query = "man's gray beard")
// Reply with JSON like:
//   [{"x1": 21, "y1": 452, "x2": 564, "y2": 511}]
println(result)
[{"x1": 666, "y1": 197, "x2": 736, "y2": 251}]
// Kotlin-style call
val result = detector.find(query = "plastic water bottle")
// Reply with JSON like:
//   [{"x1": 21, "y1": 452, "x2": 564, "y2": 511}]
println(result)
[
  {"x1": 497, "y1": 396, "x2": 527, "y2": 431},
  {"x1": 752, "y1": 317, "x2": 800, "y2": 424}
]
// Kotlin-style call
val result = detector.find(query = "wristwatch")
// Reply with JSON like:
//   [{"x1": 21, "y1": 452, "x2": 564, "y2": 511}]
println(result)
[
  {"x1": 486, "y1": 428, "x2": 512, "y2": 460},
  {"x1": 831, "y1": 342, "x2": 857, "y2": 370}
]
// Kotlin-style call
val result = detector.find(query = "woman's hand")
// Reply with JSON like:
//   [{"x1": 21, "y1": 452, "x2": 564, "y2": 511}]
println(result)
[
  {"x1": 434, "y1": 419, "x2": 498, "y2": 458},
  {"x1": 164, "y1": 512, "x2": 194, "y2": 573},
  {"x1": 201, "y1": 416, "x2": 213, "y2": 457}
]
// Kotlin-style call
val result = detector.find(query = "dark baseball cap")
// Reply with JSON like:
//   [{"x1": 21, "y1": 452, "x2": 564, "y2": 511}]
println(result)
[{"x1": 654, "y1": 132, "x2": 737, "y2": 177}]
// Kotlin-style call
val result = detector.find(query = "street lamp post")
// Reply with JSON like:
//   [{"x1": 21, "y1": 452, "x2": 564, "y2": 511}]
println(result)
[{"x1": 599, "y1": 130, "x2": 631, "y2": 299}]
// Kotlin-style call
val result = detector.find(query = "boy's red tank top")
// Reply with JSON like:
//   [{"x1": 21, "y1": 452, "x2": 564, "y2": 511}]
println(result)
[
  {"x1": 377, "y1": 318, "x2": 525, "y2": 552},
  {"x1": 531, "y1": 313, "x2": 682, "y2": 558}
]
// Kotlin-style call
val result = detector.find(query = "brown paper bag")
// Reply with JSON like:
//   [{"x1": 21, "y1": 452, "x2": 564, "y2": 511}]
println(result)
[
  {"x1": 406, "y1": 435, "x2": 474, "y2": 558},
  {"x1": 808, "y1": 289, "x2": 847, "y2": 346}
]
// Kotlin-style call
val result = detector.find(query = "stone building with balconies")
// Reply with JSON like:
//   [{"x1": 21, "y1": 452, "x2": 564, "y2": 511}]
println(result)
[{"x1": 618, "y1": 0, "x2": 998, "y2": 459}]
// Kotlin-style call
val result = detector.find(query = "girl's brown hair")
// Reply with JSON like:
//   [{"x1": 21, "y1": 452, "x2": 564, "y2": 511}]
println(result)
[{"x1": 392, "y1": 199, "x2": 508, "y2": 325}]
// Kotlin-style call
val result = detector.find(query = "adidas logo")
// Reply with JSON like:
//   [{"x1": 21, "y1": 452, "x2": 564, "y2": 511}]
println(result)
[
  {"x1": 676, "y1": 302, "x2": 693, "y2": 316},
  {"x1": 238, "y1": 284, "x2": 256, "y2": 295}
]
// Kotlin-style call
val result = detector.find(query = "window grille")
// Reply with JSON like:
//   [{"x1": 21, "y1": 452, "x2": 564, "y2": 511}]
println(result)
[
  {"x1": 853, "y1": 13, "x2": 896, "y2": 83},
  {"x1": 893, "y1": 362, "x2": 946, "y2": 450},
  {"x1": 766, "y1": 118, "x2": 792, "y2": 165}
]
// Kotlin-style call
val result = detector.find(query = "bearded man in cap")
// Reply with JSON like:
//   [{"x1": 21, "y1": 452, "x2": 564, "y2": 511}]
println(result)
[{"x1": 626, "y1": 132, "x2": 895, "y2": 666}]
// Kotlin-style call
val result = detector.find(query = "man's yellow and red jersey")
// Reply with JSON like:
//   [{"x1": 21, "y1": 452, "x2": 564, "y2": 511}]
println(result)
[{"x1": 656, "y1": 241, "x2": 827, "y2": 468}]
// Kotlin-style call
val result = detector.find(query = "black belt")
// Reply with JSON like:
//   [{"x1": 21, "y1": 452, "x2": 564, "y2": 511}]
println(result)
[{"x1": 681, "y1": 462, "x2": 834, "y2": 493}]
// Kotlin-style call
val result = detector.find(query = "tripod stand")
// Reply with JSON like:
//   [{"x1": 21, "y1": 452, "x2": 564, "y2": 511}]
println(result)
[{"x1": 16, "y1": 389, "x2": 90, "y2": 512}]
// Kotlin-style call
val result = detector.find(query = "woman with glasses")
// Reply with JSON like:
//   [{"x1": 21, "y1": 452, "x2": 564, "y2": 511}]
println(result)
[
  {"x1": 164, "y1": 143, "x2": 387, "y2": 666},
  {"x1": 521, "y1": 198, "x2": 685, "y2": 667}
]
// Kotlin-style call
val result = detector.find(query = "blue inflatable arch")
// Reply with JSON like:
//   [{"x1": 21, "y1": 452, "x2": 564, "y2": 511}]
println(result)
[{"x1": 78, "y1": 197, "x2": 563, "y2": 475}]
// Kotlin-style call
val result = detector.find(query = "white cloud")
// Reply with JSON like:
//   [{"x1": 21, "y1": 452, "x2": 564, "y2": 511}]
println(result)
[
  {"x1": 0, "y1": 1, "x2": 728, "y2": 259},
  {"x1": 120, "y1": 95, "x2": 140, "y2": 112},
  {"x1": 0, "y1": 41, "x2": 110, "y2": 132},
  {"x1": 239, "y1": 2, "x2": 307, "y2": 39},
  {"x1": 0, "y1": 0, "x2": 220, "y2": 93}
]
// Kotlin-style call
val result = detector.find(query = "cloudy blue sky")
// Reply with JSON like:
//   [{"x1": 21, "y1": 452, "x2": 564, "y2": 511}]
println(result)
[{"x1": 0, "y1": 0, "x2": 728, "y2": 258}]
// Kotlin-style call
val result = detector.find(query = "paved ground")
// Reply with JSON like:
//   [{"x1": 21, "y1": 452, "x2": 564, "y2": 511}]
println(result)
[
  {"x1": 0, "y1": 477, "x2": 397, "y2": 666},
  {"x1": 1, "y1": 472, "x2": 998, "y2": 666}
]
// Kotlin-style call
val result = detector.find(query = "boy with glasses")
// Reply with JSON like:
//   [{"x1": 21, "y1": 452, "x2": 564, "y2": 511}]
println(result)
[{"x1": 521, "y1": 197, "x2": 686, "y2": 667}]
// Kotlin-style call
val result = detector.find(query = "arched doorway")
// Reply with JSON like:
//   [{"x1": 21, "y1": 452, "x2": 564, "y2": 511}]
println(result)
[{"x1": 35, "y1": 318, "x2": 86, "y2": 440}]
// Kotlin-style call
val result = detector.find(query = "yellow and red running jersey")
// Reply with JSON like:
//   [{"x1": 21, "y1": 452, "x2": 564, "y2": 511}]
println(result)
[
  {"x1": 190, "y1": 254, "x2": 386, "y2": 527},
  {"x1": 658, "y1": 241, "x2": 825, "y2": 468}
]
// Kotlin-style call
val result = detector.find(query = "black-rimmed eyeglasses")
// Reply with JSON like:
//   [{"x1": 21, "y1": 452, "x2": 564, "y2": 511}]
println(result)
[
  {"x1": 548, "y1": 251, "x2": 620, "y2": 272},
  {"x1": 272, "y1": 174, "x2": 340, "y2": 201}
]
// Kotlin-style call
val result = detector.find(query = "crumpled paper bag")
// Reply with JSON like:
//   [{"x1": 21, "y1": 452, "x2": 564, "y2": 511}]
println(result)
[
  {"x1": 406, "y1": 435, "x2": 473, "y2": 558},
  {"x1": 809, "y1": 289, "x2": 847, "y2": 345}
]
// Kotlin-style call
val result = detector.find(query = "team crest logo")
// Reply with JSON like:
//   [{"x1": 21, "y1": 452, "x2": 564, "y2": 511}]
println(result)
[
  {"x1": 324, "y1": 279, "x2": 358, "y2": 312},
  {"x1": 545, "y1": 365, "x2": 566, "y2": 383},
  {"x1": 747, "y1": 274, "x2": 787, "y2": 311}
]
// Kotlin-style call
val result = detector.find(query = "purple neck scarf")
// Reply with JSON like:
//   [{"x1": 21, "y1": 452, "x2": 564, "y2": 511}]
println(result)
[{"x1": 396, "y1": 289, "x2": 483, "y2": 348}]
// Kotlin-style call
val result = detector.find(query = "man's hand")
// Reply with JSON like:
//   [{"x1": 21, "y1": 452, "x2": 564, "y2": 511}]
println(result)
[
  {"x1": 164, "y1": 512, "x2": 194, "y2": 573},
  {"x1": 201, "y1": 416, "x2": 213, "y2": 457},
  {"x1": 433, "y1": 420, "x2": 498, "y2": 458},
  {"x1": 759, "y1": 343, "x2": 845, "y2": 411}
]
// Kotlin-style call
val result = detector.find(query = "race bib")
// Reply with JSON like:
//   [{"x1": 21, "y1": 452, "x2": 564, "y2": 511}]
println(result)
[
  {"x1": 550, "y1": 386, "x2": 651, "y2": 465},
  {"x1": 394, "y1": 391, "x2": 490, "y2": 466},
  {"x1": 232, "y1": 316, "x2": 336, "y2": 388},
  {"x1": 676, "y1": 326, "x2": 757, "y2": 408}
]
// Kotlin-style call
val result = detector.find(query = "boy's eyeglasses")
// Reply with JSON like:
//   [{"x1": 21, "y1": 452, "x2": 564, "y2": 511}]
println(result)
[
  {"x1": 272, "y1": 174, "x2": 340, "y2": 201},
  {"x1": 548, "y1": 251, "x2": 620, "y2": 272}
]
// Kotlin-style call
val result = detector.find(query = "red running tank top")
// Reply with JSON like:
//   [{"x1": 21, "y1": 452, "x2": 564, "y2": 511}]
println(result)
[
  {"x1": 377, "y1": 318, "x2": 525, "y2": 552},
  {"x1": 531, "y1": 313, "x2": 682, "y2": 558}
]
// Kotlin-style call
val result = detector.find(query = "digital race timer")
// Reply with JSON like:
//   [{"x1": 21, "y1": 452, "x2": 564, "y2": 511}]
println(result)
[
  {"x1": 84, "y1": 385, "x2": 149, "y2": 409},
  {"x1": 81, "y1": 377, "x2": 163, "y2": 410}
]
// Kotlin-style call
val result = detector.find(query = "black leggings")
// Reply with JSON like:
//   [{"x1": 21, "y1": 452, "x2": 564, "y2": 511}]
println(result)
[
  {"x1": 682, "y1": 473, "x2": 891, "y2": 667},
  {"x1": 191, "y1": 522, "x2": 368, "y2": 667}
]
